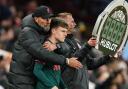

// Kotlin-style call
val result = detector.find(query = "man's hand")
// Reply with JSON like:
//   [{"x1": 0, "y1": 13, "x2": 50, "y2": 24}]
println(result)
[
  {"x1": 43, "y1": 41, "x2": 57, "y2": 51},
  {"x1": 67, "y1": 57, "x2": 83, "y2": 69},
  {"x1": 51, "y1": 86, "x2": 58, "y2": 89},
  {"x1": 109, "y1": 50, "x2": 122, "y2": 60},
  {"x1": 87, "y1": 37, "x2": 97, "y2": 47}
]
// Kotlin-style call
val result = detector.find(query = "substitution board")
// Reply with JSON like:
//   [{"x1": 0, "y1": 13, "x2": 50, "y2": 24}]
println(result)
[{"x1": 92, "y1": 0, "x2": 128, "y2": 57}]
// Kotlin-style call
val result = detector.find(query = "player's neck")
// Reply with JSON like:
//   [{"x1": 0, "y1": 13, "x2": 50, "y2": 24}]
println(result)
[{"x1": 48, "y1": 36, "x2": 57, "y2": 44}]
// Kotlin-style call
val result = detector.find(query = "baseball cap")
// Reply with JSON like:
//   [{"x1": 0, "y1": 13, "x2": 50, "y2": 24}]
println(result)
[
  {"x1": 0, "y1": 5, "x2": 12, "y2": 21},
  {"x1": 32, "y1": 5, "x2": 53, "y2": 19}
]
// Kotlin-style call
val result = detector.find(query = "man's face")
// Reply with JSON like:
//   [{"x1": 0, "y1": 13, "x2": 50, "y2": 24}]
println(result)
[
  {"x1": 52, "y1": 26, "x2": 68, "y2": 42},
  {"x1": 65, "y1": 15, "x2": 76, "y2": 33},
  {"x1": 35, "y1": 17, "x2": 51, "y2": 31}
]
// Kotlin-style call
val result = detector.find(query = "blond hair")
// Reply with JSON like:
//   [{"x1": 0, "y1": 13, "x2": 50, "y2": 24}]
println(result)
[{"x1": 57, "y1": 12, "x2": 72, "y2": 19}]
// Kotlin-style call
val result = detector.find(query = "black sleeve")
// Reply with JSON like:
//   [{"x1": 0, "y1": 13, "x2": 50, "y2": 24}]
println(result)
[
  {"x1": 73, "y1": 43, "x2": 92, "y2": 61},
  {"x1": 85, "y1": 54, "x2": 112, "y2": 70},
  {"x1": 55, "y1": 42, "x2": 71, "y2": 57},
  {"x1": 74, "y1": 43, "x2": 112, "y2": 70},
  {"x1": 19, "y1": 29, "x2": 66, "y2": 65}
]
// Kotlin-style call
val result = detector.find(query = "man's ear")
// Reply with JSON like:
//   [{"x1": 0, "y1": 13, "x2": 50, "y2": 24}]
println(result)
[
  {"x1": 51, "y1": 28, "x2": 56, "y2": 34},
  {"x1": 34, "y1": 17, "x2": 38, "y2": 23}
]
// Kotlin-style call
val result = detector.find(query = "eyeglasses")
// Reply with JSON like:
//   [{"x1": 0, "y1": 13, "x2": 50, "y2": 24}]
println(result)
[
  {"x1": 40, "y1": 17, "x2": 50, "y2": 21},
  {"x1": 43, "y1": 18, "x2": 50, "y2": 22}
]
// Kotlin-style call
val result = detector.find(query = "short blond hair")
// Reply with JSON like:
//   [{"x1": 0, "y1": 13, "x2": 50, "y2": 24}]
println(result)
[{"x1": 57, "y1": 12, "x2": 72, "y2": 19}]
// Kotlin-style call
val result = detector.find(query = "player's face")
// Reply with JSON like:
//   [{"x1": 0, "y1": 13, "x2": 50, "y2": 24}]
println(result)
[{"x1": 52, "y1": 26, "x2": 68, "y2": 42}]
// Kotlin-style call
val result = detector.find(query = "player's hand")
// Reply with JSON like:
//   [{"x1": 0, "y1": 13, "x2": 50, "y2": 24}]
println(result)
[
  {"x1": 66, "y1": 57, "x2": 83, "y2": 69},
  {"x1": 43, "y1": 41, "x2": 57, "y2": 51}
]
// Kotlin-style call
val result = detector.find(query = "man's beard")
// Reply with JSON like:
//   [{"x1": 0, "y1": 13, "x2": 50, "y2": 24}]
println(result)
[{"x1": 40, "y1": 24, "x2": 50, "y2": 32}]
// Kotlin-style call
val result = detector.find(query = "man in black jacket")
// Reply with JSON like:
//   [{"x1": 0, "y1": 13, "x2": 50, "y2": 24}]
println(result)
[
  {"x1": 7, "y1": 6, "x2": 82, "y2": 89},
  {"x1": 43, "y1": 12, "x2": 113, "y2": 89}
]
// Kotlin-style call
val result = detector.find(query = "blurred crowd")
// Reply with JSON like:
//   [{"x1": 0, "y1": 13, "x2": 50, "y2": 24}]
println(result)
[{"x1": 0, "y1": 0, "x2": 128, "y2": 89}]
